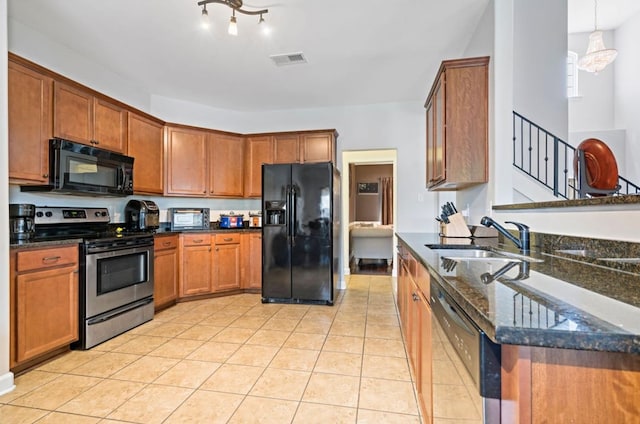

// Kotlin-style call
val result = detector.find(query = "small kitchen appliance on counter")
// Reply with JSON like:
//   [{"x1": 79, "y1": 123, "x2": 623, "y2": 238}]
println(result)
[
  {"x1": 249, "y1": 212, "x2": 262, "y2": 228},
  {"x1": 9, "y1": 203, "x2": 36, "y2": 242},
  {"x1": 168, "y1": 207, "x2": 210, "y2": 231},
  {"x1": 220, "y1": 212, "x2": 244, "y2": 228},
  {"x1": 125, "y1": 199, "x2": 160, "y2": 232}
]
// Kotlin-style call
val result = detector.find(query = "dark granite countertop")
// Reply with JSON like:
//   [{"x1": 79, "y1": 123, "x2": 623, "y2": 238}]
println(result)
[
  {"x1": 397, "y1": 232, "x2": 640, "y2": 354},
  {"x1": 154, "y1": 227, "x2": 261, "y2": 235},
  {"x1": 9, "y1": 228, "x2": 261, "y2": 247},
  {"x1": 493, "y1": 193, "x2": 640, "y2": 210},
  {"x1": 10, "y1": 239, "x2": 83, "y2": 249}
]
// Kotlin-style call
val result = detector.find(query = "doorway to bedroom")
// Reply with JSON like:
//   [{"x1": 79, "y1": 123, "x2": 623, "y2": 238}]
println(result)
[{"x1": 341, "y1": 150, "x2": 397, "y2": 279}]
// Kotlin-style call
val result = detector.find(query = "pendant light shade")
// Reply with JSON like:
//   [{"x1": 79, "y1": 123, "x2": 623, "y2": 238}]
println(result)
[{"x1": 577, "y1": 0, "x2": 617, "y2": 74}]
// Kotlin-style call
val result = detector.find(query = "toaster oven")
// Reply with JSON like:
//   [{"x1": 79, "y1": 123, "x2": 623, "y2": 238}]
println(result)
[{"x1": 168, "y1": 208, "x2": 210, "y2": 231}]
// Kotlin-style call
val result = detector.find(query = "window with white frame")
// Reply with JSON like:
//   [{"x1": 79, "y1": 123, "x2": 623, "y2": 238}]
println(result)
[{"x1": 567, "y1": 51, "x2": 579, "y2": 98}]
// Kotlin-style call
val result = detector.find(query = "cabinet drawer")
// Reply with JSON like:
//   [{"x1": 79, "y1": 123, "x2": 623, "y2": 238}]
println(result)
[
  {"x1": 17, "y1": 245, "x2": 78, "y2": 272},
  {"x1": 182, "y1": 233, "x2": 212, "y2": 246},
  {"x1": 215, "y1": 233, "x2": 240, "y2": 245},
  {"x1": 155, "y1": 235, "x2": 179, "y2": 251}
]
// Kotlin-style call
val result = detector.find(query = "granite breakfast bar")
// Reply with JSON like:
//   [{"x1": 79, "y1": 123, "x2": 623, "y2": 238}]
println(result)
[{"x1": 397, "y1": 232, "x2": 640, "y2": 423}]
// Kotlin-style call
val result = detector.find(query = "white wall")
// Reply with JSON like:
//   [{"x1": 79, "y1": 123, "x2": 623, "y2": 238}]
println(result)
[
  {"x1": 8, "y1": 19, "x2": 151, "y2": 112},
  {"x1": 513, "y1": 0, "x2": 568, "y2": 141},
  {"x1": 568, "y1": 31, "x2": 616, "y2": 132},
  {"x1": 0, "y1": 0, "x2": 15, "y2": 396},
  {"x1": 457, "y1": 0, "x2": 500, "y2": 222},
  {"x1": 614, "y1": 11, "x2": 640, "y2": 185}
]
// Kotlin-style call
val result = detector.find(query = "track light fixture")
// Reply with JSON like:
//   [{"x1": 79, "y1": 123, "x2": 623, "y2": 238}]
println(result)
[{"x1": 197, "y1": 0, "x2": 269, "y2": 36}]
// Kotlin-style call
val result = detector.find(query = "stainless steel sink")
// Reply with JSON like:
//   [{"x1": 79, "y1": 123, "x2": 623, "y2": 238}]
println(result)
[
  {"x1": 427, "y1": 246, "x2": 544, "y2": 263},
  {"x1": 430, "y1": 249, "x2": 511, "y2": 259}
]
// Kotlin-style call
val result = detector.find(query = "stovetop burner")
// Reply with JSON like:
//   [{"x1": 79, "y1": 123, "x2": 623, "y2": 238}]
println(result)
[{"x1": 33, "y1": 206, "x2": 156, "y2": 245}]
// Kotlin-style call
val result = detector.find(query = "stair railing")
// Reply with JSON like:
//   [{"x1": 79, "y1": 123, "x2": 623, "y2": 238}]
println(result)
[{"x1": 512, "y1": 111, "x2": 640, "y2": 199}]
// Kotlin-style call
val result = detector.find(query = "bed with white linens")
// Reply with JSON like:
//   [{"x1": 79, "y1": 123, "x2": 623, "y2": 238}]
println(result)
[{"x1": 349, "y1": 222, "x2": 394, "y2": 265}]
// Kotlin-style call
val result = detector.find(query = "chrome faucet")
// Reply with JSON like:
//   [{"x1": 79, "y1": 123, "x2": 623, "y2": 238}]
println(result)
[{"x1": 480, "y1": 216, "x2": 530, "y2": 253}]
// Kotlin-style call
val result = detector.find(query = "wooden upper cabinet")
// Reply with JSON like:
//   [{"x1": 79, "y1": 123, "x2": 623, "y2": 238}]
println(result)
[
  {"x1": 8, "y1": 60, "x2": 52, "y2": 184},
  {"x1": 273, "y1": 134, "x2": 300, "y2": 164},
  {"x1": 53, "y1": 82, "x2": 127, "y2": 153},
  {"x1": 244, "y1": 136, "x2": 274, "y2": 198},
  {"x1": 93, "y1": 97, "x2": 127, "y2": 153},
  {"x1": 128, "y1": 112, "x2": 164, "y2": 194},
  {"x1": 53, "y1": 82, "x2": 93, "y2": 144},
  {"x1": 209, "y1": 133, "x2": 244, "y2": 197},
  {"x1": 302, "y1": 131, "x2": 336, "y2": 163},
  {"x1": 165, "y1": 126, "x2": 208, "y2": 196},
  {"x1": 428, "y1": 75, "x2": 445, "y2": 187},
  {"x1": 425, "y1": 56, "x2": 489, "y2": 190}
]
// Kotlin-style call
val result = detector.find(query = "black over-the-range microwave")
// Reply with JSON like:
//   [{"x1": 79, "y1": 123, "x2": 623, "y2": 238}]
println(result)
[{"x1": 21, "y1": 138, "x2": 134, "y2": 197}]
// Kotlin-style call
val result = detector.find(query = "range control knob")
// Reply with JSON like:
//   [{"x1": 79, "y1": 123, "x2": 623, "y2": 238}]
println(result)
[
  {"x1": 36, "y1": 211, "x2": 44, "y2": 217},
  {"x1": 45, "y1": 211, "x2": 53, "y2": 217},
  {"x1": 101, "y1": 211, "x2": 108, "y2": 217},
  {"x1": 95, "y1": 211, "x2": 101, "y2": 217}
]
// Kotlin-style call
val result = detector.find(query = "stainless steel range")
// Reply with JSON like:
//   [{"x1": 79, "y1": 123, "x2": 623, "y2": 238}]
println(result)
[{"x1": 34, "y1": 206, "x2": 154, "y2": 349}]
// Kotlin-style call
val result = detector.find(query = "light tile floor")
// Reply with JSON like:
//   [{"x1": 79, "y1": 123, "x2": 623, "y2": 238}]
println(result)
[{"x1": 0, "y1": 274, "x2": 422, "y2": 423}]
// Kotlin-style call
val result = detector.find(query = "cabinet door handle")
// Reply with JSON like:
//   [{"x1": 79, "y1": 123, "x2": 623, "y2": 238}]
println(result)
[
  {"x1": 412, "y1": 293, "x2": 420, "y2": 301},
  {"x1": 223, "y1": 237, "x2": 233, "y2": 242},
  {"x1": 208, "y1": 247, "x2": 212, "y2": 251},
  {"x1": 162, "y1": 241, "x2": 171, "y2": 246},
  {"x1": 42, "y1": 173, "x2": 49, "y2": 178},
  {"x1": 194, "y1": 239, "x2": 203, "y2": 243},
  {"x1": 42, "y1": 256, "x2": 61, "y2": 263}
]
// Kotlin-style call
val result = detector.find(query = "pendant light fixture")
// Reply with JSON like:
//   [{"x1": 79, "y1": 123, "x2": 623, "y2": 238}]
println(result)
[
  {"x1": 577, "y1": 0, "x2": 618, "y2": 74},
  {"x1": 196, "y1": 0, "x2": 269, "y2": 36}
]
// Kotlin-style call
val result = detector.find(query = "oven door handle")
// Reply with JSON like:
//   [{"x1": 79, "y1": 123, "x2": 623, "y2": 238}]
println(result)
[{"x1": 86, "y1": 297, "x2": 153, "y2": 325}]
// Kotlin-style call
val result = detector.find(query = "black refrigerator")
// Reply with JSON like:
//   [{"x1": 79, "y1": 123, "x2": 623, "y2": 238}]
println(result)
[{"x1": 262, "y1": 162, "x2": 340, "y2": 305}]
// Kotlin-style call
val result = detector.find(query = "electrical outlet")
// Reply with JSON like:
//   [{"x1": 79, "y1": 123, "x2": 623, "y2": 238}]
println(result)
[{"x1": 418, "y1": 194, "x2": 424, "y2": 202}]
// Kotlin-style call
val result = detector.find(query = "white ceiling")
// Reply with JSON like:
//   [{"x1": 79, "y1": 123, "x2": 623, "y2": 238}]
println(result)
[
  {"x1": 568, "y1": 0, "x2": 640, "y2": 33},
  {"x1": 7, "y1": 1, "x2": 640, "y2": 113},
  {"x1": 7, "y1": 0, "x2": 490, "y2": 112}
]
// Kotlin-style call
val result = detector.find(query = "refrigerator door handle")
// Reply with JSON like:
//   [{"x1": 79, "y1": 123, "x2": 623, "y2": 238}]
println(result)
[
  {"x1": 291, "y1": 185, "x2": 297, "y2": 239},
  {"x1": 286, "y1": 184, "x2": 292, "y2": 237}
]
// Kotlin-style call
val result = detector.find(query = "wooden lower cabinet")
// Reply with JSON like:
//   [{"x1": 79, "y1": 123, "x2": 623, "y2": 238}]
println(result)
[
  {"x1": 213, "y1": 233, "x2": 241, "y2": 291},
  {"x1": 502, "y1": 345, "x2": 640, "y2": 423},
  {"x1": 397, "y1": 243, "x2": 433, "y2": 423},
  {"x1": 153, "y1": 235, "x2": 179, "y2": 310},
  {"x1": 10, "y1": 244, "x2": 79, "y2": 369},
  {"x1": 179, "y1": 233, "x2": 213, "y2": 297},
  {"x1": 241, "y1": 232, "x2": 262, "y2": 290},
  {"x1": 179, "y1": 232, "x2": 245, "y2": 299}
]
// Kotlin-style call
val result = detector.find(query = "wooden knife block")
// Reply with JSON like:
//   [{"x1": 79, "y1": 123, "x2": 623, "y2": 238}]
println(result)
[{"x1": 440, "y1": 213, "x2": 472, "y2": 238}]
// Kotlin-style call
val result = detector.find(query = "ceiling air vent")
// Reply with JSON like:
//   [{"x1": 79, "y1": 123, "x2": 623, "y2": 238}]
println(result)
[{"x1": 269, "y1": 52, "x2": 308, "y2": 66}]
